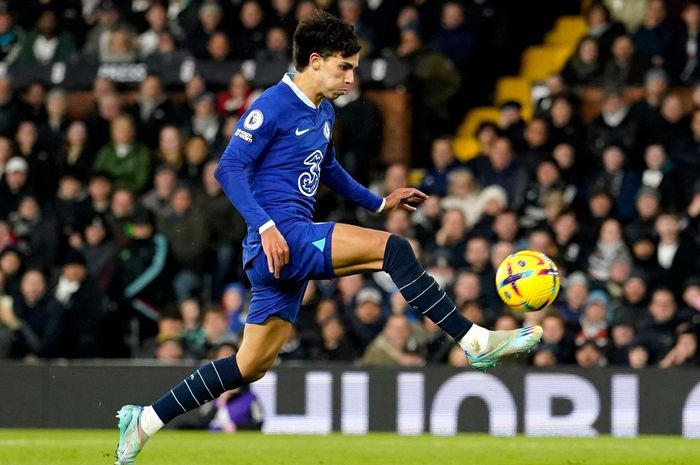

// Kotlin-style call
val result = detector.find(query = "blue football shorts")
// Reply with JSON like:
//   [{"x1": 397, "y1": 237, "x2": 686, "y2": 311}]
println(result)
[{"x1": 245, "y1": 221, "x2": 336, "y2": 324}]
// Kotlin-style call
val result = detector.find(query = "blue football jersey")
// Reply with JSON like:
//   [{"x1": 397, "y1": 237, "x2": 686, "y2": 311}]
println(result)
[{"x1": 216, "y1": 73, "x2": 383, "y2": 266}]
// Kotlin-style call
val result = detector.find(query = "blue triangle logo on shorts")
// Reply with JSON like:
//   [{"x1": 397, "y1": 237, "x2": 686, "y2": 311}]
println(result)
[{"x1": 312, "y1": 238, "x2": 326, "y2": 252}]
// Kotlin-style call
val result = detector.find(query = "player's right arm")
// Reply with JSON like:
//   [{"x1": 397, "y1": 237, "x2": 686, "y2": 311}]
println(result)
[{"x1": 214, "y1": 105, "x2": 289, "y2": 278}]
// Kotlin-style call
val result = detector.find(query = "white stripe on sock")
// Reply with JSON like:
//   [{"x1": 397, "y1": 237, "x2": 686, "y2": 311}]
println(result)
[
  {"x1": 197, "y1": 370, "x2": 215, "y2": 400},
  {"x1": 407, "y1": 280, "x2": 435, "y2": 303},
  {"x1": 211, "y1": 362, "x2": 226, "y2": 391},
  {"x1": 436, "y1": 306, "x2": 456, "y2": 325},
  {"x1": 171, "y1": 390, "x2": 186, "y2": 413},
  {"x1": 422, "y1": 293, "x2": 446, "y2": 314},
  {"x1": 184, "y1": 379, "x2": 201, "y2": 406},
  {"x1": 399, "y1": 271, "x2": 426, "y2": 291}
]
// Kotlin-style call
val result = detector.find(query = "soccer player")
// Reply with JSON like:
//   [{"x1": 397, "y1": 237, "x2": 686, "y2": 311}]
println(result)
[{"x1": 115, "y1": 11, "x2": 542, "y2": 464}]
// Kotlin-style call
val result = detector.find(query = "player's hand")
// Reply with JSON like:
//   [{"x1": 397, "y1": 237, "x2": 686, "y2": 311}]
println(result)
[
  {"x1": 261, "y1": 226, "x2": 290, "y2": 279},
  {"x1": 383, "y1": 188, "x2": 428, "y2": 213}
]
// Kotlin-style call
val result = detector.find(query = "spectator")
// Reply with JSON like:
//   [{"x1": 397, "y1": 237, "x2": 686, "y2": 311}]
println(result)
[
  {"x1": 338, "y1": 0, "x2": 377, "y2": 58},
  {"x1": 129, "y1": 74, "x2": 180, "y2": 149},
  {"x1": 141, "y1": 165, "x2": 176, "y2": 222},
  {"x1": 601, "y1": 34, "x2": 649, "y2": 89},
  {"x1": 587, "y1": 145, "x2": 640, "y2": 220},
  {"x1": 0, "y1": 157, "x2": 32, "y2": 219},
  {"x1": 347, "y1": 287, "x2": 385, "y2": 353},
  {"x1": 420, "y1": 136, "x2": 461, "y2": 197},
  {"x1": 588, "y1": 218, "x2": 631, "y2": 283},
  {"x1": 12, "y1": 269, "x2": 65, "y2": 359},
  {"x1": 587, "y1": 89, "x2": 637, "y2": 158},
  {"x1": 666, "y1": 2, "x2": 700, "y2": 84},
  {"x1": 640, "y1": 145, "x2": 684, "y2": 211},
  {"x1": 440, "y1": 169, "x2": 480, "y2": 227},
  {"x1": 638, "y1": 288, "x2": 687, "y2": 362},
  {"x1": 270, "y1": 0, "x2": 297, "y2": 40},
  {"x1": 216, "y1": 73, "x2": 261, "y2": 120},
  {"x1": 155, "y1": 126, "x2": 185, "y2": 172},
  {"x1": 628, "y1": 342, "x2": 649, "y2": 368},
  {"x1": 631, "y1": 68, "x2": 669, "y2": 151},
  {"x1": 633, "y1": 0, "x2": 672, "y2": 67},
  {"x1": 8, "y1": 196, "x2": 58, "y2": 272},
  {"x1": 77, "y1": 215, "x2": 119, "y2": 292},
  {"x1": 157, "y1": 184, "x2": 209, "y2": 301},
  {"x1": 83, "y1": 0, "x2": 128, "y2": 62},
  {"x1": 470, "y1": 137, "x2": 529, "y2": 211},
  {"x1": 18, "y1": 9, "x2": 76, "y2": 64},
  {"x1": 312, "y1": 317, "x2": 357, "y2": 361},
  {"x1": 86, "y1": 172, "x2": 113, "y2": 218},
  {"x1": 396, "y1": 28, "x2": 460, "y2": 158},
  {"x1": 562, "y1": 36, "x2": 602, "y2": 88},
  {"x1": 654, "y1": 212, "x2": 697, "y2": 296},
  {"x1": 58, "y1": 121, "x2": 92, "y2": 183},
  {"x1": 181, "y1": 135, "x2": 210, "y2": 186},
  {"x1": 361, "y1": 313, "x2": 424, "y2": 366},
  {"x1": 430, "y1": 1, "x2": 474, "y2": 73},
  {"x1": 0, "y1": 78, "x2": 24, "y2": 137},
  {"x1": 38, "y1": 88, "x2": 71, "y2": 155},
  {"x1": 231, "y1": 1, "x2": 267, "y2": 60},
  {"x1": 221, "y1": 283, "x2": 246, "y2": 337},
  {"x1": 625, "y1": 187, "x2": 660, "y2": 244},
  {"x1": 184, "y1": 92, "x2": 220, "y2": 145},
  {"x1": 659, "y1": 329, "x2": 698, "y2": 367},
  {"x1": 53, "y1": 249, "x2": 109, "y2": 358},
  {"x1": 93, "y1": 114, "x2": 151, "y2": 194},
  {"x1": 575, "y1": 338, "x2": 606, "y2": 368},
  {"x1": 606, "y1": 320, "x2": 636, "y2": 366},
  {"x1": 256, "y1": 27, "x2": 290, "y2": 62}
]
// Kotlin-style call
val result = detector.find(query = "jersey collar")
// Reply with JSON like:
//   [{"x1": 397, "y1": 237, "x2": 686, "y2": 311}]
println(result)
[{"x1": 282, "y1": 73, "x2": 317, "y2": 109}]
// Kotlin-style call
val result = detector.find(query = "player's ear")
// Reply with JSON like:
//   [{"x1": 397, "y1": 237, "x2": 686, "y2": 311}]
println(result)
[{"x1": 309, "y1": 53, "x2": 323, "y2": 70}]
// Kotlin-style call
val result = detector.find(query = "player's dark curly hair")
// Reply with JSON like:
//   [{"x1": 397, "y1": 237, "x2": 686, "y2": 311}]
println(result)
[{"x1": 292, "y1": 10, "x2": 361, "y2": 70}]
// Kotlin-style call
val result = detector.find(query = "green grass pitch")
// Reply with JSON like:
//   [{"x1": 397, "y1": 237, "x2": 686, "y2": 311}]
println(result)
[{"x1": 0, "y1": 429, "x2": 698, "y2": 465}]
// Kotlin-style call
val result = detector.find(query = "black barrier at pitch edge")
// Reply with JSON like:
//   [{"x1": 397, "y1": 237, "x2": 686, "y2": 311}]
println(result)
[{"x1": 1, "y1": 363, "x2": 699, "y2": 437}]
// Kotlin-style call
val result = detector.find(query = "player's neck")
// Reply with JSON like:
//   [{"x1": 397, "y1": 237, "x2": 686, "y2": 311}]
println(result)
[{"x1": 291, "y1": 72, "x2": 323, "y2": 107}]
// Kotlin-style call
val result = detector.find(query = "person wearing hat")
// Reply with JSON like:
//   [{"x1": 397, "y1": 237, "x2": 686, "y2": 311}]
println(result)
[
  {"x1": 0, "y1": 156, "x2": 32, "y2": 218},
  {"x1": 348, "y1": 287, "x2": 385, "y2": 353},
  {"x1": 575, "y1": 289, "x2": 610, "y2": 348},
  {"x1": 54, "y1": 248, "x2": 109, "y2": 358}
]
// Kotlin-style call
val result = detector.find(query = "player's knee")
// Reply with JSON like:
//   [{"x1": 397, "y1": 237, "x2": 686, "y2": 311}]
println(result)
[
  {"x1": 237, "y1": 356, "x2": 274, "y2": 383},
  {"x1": 382, "y1": 234, "x2": 417, "y2": 272}
]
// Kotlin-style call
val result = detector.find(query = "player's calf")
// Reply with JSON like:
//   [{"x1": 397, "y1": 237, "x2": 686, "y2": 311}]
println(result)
[{"x1": 382, "y1": 235, "x2": 541, "y2": 368}]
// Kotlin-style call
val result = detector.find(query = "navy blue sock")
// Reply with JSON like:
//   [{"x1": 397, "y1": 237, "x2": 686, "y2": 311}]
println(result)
[
  {"x1": 152, "y1": 355, "x2": 244, "y2": 424},
  {"x1": 383, "y1": 235, "x2": 472, "y2": 341}
]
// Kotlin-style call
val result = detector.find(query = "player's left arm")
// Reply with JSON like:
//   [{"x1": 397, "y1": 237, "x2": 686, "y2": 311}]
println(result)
[{"x1": 320, "y1": 141, "x2": 428, "y2": 213}]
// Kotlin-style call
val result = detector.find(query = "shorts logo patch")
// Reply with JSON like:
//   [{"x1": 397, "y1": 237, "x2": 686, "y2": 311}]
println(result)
[
  {"x1": 234, "y1": 128, "x2": 253, "y2": 143},
  {"x1": 244, "y1": 109, "x2": 264, "y2": 130},
  {"x1": 312, "y1": 238, "x2": 326, "y2": 252},
  {"x1": 323, "y1": 121, "x2": 331, "y2": 140}
]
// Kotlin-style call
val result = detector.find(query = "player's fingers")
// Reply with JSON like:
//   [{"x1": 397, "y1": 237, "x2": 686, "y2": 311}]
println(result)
[
  {"x1": 400, "y1": 202, "x2": 417, "y2": 212},
  {"x1": 282, "y1": 245, "x2": 290, "y2": 265},
  {"x1": 266, "y1": 252, "x2": 274, "y2": 274},
  {"x1": 273, "y1": 251, "x2": 282, "y2": 278}
]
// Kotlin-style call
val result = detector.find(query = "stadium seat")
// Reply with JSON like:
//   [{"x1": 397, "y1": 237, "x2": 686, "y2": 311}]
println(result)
[
  {"x1": 519, "y1": 45, "x2": 573, "y2": 82},
  {"x1": 452, "y1": 136, "x2": 480, "y2": 161},
  {"x1": 456, "y1": 106, "x2": 500, "y2": 139},
  {"x1": 494, "y1": 76, "x2": 532, "y2": 113},
  {"x1": 544, "y1": 16, "x2": 587, "y2": 47}
]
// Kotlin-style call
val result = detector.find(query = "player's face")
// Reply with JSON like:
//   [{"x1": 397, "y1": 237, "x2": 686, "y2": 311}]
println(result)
[{"x1": 317, "y1": 53, "x2": 359, "y2": 100}]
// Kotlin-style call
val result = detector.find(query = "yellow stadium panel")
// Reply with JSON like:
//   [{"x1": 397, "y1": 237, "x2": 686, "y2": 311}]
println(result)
[
  {"x1": 456, "y1": 106, "x2": 500, "y2": 138},
  {"x1": 495, "y1": 76, "x2": 531, "y2": 107},
  {"x1": 520, "y1": 45, "x2": 573, "y2": 82},
  {"x1": 452, "y1": 136, "x2": 481, "y2": 162},
  {"x1": 545, "y1": 16, "x2": 587, "y2": 47}
]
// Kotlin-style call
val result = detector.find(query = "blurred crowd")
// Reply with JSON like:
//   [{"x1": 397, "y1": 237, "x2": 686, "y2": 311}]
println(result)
[{"x1": 0, "y1": 0, "x2": 699, "y2": 370}]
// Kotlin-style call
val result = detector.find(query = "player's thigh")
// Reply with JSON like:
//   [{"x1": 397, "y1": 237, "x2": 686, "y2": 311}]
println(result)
[
  {"x1": 331, "y1": 223, "x2": 390, "y2": 276},
  {"x1": 236, "y1": 317, "x2": 292, "y2": 381}
]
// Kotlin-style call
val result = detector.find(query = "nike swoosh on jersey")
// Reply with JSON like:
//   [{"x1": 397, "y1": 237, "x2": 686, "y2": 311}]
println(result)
[{"x1": 295, "y1": 128, "x2": 310, "y2": 136}]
